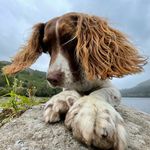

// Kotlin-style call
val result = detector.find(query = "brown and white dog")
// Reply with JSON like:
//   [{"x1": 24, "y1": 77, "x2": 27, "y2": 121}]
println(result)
[{"x1": 3, "y1": 12, "x2": 146, "y2": 149}]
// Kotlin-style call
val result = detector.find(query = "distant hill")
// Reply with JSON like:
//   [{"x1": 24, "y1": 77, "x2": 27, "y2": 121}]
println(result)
[
  {"x1": 1, "y1": 61, "x2": 149, "y2": 97},
  {"x1": 121, "y1": 79, "x2": 150, "y2": 97},
  {"x1": 0, "y1": 61, "x2": 61, "y2": 97}
]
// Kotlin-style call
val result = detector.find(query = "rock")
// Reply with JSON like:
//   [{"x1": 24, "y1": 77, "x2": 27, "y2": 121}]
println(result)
[{"x1": 0, "y1": 104, "x2": 149, "y2": 150}]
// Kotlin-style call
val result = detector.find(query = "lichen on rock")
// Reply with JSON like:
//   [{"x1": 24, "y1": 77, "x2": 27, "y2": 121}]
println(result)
[{"x1": 0, "y1": 105, "x2": 149, "y2": 150}]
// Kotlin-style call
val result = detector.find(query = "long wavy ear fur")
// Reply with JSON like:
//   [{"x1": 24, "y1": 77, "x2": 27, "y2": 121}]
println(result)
[
  {"x1": 75, "y1": 14, "x2": 147, "y2": 80},
  {"x1": 2, "y1": 23, "x2": 45, "y2": 75}
]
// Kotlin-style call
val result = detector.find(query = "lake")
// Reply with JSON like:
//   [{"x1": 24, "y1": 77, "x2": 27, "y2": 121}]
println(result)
[{"x1": 122, "y1": 97, "x2": 150, "y2": 114}]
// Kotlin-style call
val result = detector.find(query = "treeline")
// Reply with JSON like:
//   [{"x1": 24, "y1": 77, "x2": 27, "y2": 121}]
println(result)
[
  {"x1": 0, "y1": 61, "x2": 62, "y2": 97},
  {"x1": 121, "y1": 79, "x2": 150, "y2": 97}
]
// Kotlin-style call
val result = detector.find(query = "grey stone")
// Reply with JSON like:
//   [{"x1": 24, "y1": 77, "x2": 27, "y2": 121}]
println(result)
[{"x1": 0, "y1": 104, "x2": 149, "y2": 150}]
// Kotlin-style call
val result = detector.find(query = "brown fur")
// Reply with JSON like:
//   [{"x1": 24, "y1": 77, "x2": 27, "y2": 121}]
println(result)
[
  {"x1": 2, "y1": 23, "x2": 45, "y2": 75},
  {"x1": 75, "y1": 13, "x2": 147, "y2": 80},
  {"x1": 3, "y1": 12, "x2": 147, "y2": 80}
]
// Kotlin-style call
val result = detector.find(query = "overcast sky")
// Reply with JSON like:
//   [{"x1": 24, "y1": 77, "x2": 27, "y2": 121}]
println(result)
[{"x1": 0, "y1": 0, "x2": 150, "y2": 89}]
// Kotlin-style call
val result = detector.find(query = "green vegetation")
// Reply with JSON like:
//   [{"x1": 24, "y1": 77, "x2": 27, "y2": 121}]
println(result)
[
  {"x1": 0, "y1": 73, "x2": 49, "y2": 127},
  {"x1": 0, "y1": 61, "x2": 62, "y2": 127},
  {"x1": 0, "y1": 61, "x2": 62, "y2": 97}
]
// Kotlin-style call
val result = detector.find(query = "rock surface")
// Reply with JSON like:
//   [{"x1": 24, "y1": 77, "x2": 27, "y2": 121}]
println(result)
[{"x1": 0, "y1": 104, "x2": 149, "y2": 150}]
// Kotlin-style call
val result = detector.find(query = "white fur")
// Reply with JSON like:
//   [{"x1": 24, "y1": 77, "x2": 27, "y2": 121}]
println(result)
[
  {"x1": 44, "y1": 19, "x2": 127, "y2": 149},
  {"x1": 44, "y1": 80, "x2": 127, "y2": 149},
  {"x1": 55, "y1": 20, "x2": 60, "y2": 45},
  {"x1": 44, "y1": 90, "x2": 81, "y2": 123},
  {"x1": 65, "y1": 96, "x2": 127, "y2": 149},
  {"x1": 90, "y1": 81, "x2": 121, "y2": 107},
  {"x1": 47, "y1": 52, "x2": 73, "y2": 87}
]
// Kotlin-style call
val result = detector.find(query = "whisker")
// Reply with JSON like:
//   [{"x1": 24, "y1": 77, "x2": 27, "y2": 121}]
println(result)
[{"x1": 62, "y1": 35, "x2": 77, "y2": 46}]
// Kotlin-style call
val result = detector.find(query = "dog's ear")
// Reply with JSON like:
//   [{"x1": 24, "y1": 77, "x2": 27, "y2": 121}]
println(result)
[
  {"x1": 75, "y1": 14, "x2": 147, "y2": 80},
  {"x1": 2, "y1": 23, "x2": 45, "y2": 75}
]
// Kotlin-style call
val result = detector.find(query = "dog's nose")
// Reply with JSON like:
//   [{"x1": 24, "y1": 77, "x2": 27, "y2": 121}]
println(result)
[{"x1": 47, "y1": 71, "x2": 64, "y2": 86}]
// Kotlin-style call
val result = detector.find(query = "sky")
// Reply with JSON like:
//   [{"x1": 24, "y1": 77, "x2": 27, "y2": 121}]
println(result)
[{"x1": 0, "y1": 0, "x2": 150, "y2": 89}]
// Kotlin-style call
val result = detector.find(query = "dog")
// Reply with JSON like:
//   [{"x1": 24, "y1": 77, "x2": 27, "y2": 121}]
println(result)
[{"x1": 3, "y1": 12, "x2": 146, "y2": 149}]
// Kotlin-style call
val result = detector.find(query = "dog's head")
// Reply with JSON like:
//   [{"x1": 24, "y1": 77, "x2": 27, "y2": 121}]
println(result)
[{"x1": 3, "y1": 12, "x2": 147, "y2": 89}]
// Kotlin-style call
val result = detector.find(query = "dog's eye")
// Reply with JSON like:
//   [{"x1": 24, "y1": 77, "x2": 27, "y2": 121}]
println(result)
[
  {"x1": 43, "y1": 38, "x2": 52, "y2": 55},
  {"x1": 42, "y1": 44, "x2": 52, "y2": 55}
]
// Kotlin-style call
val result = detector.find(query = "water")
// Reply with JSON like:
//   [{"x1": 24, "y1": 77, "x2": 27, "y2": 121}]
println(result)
[
  {"x1": 122, "y1": 97, "x2": 150, "y2": 114},
  {"x1": 0, "y1": 97, "x2": 150, "y2": 114}
]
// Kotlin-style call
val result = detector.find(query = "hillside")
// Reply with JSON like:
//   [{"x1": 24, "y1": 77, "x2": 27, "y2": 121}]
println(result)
[
  {"x1": 121, "y1": 79, "x2": 150, "y2": 97},
  {"x1": 1, "y1": 61, "x2": 149, "y2": 97},
  {"x1": 0, "y1": 61, "x2": 61, "y2": 97}
]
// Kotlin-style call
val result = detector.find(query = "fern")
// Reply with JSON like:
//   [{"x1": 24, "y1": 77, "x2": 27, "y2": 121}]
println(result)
[{"x1": 0, "y1": 75, "x2": 48, "y2": 127}]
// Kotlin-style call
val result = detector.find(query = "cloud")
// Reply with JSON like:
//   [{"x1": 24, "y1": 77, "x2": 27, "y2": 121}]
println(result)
[{"x1": 0, "y1": 0, "x2": 149, "y2": 88}]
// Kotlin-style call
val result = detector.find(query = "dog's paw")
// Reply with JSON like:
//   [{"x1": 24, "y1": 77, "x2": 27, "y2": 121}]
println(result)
[
  {"x1": 44, "y1": 90, "x2": 80, "y2": 123},
  {"x1": 65, "y1": 96, "x2": 127, "y2": 150}
]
